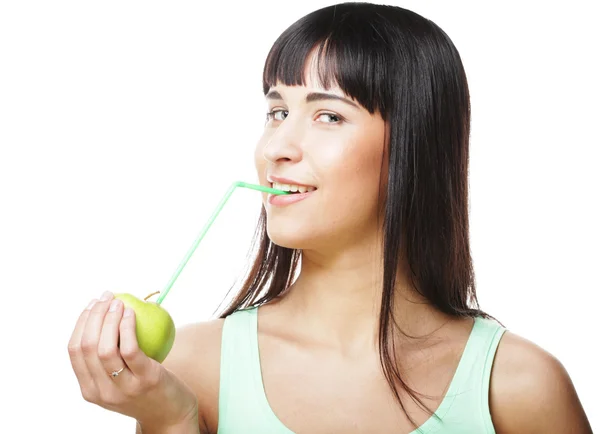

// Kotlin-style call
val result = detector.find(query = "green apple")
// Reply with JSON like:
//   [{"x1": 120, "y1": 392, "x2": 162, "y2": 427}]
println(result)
[{"x1": 113, "y1": 293, "x2": 176, "y2": 363}]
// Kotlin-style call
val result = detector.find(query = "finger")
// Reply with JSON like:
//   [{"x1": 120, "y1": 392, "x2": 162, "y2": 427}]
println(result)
[
  {"x1": 98, "y1": 298, "x2": 134, "y2": 387},
  {"x1": 119, "y1": 307, "x2": 156, "y2": 378},
  {"x1": 68, "y1": 299, "x2": 98, "y2": 391},
  {"x1": 81, "y1": 291, "x2": 122, "y2": 394}
]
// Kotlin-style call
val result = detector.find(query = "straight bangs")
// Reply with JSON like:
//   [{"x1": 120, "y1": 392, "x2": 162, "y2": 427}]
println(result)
[{"x1": 261, "y1": 8, "x2": 390, "y2": 118}]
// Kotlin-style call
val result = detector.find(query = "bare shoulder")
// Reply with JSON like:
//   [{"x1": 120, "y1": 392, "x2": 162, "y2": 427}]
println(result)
[
  {"x1": 162, "y1": 318, "x2": 225, "y2": 434},
  {"x1": 489, "y1": 330, "x2": 592, "y2": 434}
]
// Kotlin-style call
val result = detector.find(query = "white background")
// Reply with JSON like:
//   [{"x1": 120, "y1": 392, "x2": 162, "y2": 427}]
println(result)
[{"x1": 1, "y1": 1, "x2": 598, "y2": 432}]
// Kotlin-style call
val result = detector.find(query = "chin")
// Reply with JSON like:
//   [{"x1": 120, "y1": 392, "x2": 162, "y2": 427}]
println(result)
[
  {"x1": 266, "y1": 224, "x2": 314, "y2": 250},
  {"x1": 267, "y1": 230, "x2": 305, "y2": 250}
]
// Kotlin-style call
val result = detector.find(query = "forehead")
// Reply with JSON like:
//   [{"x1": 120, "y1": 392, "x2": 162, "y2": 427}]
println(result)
[
  {"x1": 303, "y1": 49, "x2": 340, "y2": 90},
  {"x1": 268, "y1": 47, "x2": 347, "y2": 98},
  {"x1": 267, "y1": 83, "x2": 346, "y2": 100}
]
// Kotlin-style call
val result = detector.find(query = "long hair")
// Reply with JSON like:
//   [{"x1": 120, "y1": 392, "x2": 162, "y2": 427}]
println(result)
[{"x1": 216, "y1": 2, "x2": 497, "y2": 430}]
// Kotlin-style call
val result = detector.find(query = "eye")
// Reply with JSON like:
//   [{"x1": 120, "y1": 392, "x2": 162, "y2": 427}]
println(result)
[
  {"x1": 266, "y1": 109, "x2": 288, "y2": 122},
  {"x1": 316, "y1": 113, "x2": 342, "y2": 124},
  {"x1": 265, "y1": 109, "x2": 344, "y2": 125}
]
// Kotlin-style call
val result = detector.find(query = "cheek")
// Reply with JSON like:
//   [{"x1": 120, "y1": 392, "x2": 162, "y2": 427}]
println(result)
[
  {"x1": 253, "y1": 144, "x2": 269, "y2": 207},
  {"x1": 319, "y1": 140, "x2": 386, "y2": 219},
  {"x1": 325, "y1": 142, "x2": 384, "y2": 191},
  {"x1": 254, "y1": 139, "x2": 267, "y2": 177}
]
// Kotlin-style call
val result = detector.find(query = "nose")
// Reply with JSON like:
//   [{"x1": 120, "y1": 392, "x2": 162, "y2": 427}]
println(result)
[{"x1": 262, "y1": 120, "x2": 303, "y2": 163}]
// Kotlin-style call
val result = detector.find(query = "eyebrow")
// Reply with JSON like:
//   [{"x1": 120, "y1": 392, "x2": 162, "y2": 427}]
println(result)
[{"x1": 265, "y1": 90, "x2": 360, "y2": 110}]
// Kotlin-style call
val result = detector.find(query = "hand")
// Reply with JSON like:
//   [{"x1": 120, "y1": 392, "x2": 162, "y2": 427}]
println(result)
[{"x1": 68, "y1": 291, "x2": 199, "y2": 429}]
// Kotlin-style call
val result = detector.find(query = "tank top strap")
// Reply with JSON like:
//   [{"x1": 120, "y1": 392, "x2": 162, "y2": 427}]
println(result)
[
  {"x1": 447, "y1": 316, "x2": 506, "y2": 394},
  {"x1": 218, "y1": 306, "x2": 293, "y2": 433},
  {"x1": 432, "y1": 315, "x2": 506, "y2": 433},
  {"x1": 217, "y1": 306, "x2": 262, "y2": 433}
]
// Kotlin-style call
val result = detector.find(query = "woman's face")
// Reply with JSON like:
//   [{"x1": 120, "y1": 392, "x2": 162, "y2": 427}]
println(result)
[{"x1": 254, "y1": 75, "x2": 388, "y2": 252}]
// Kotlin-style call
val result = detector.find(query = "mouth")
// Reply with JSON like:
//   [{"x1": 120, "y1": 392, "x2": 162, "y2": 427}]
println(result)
[{"x1": 270, "y1": 182, "x2": 318, "y2": 194}]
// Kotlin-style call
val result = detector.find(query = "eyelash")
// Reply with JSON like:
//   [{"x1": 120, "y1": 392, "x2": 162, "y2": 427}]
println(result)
[{"x1": 265, "y1": 109, "x2": 344, "y2": 124}]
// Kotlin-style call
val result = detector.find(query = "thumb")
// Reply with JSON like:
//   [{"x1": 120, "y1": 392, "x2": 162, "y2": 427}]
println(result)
[{"x1": 119, "y1": 307, "x2": 154, "y2": 377}]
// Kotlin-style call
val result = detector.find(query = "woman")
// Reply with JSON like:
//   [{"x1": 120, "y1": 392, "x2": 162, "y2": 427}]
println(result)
[{"x1": 68, "y1": 3, "x2": 592, "y2": 433}]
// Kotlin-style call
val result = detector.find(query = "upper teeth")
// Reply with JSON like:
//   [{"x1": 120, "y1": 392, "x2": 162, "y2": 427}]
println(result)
[{"x1": 272, "y1": 182, "x2": 316, "y2": 193}]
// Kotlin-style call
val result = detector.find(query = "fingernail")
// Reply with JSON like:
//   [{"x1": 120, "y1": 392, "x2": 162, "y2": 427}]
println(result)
[
  {"x1": 124, "y1": 307, "x2": 134, "y2": 317},
  {"x1": 86, "y1": 299, "x2": 97, "y2": 310},
  {"x1": 109, "y1": 299, "x2": 121, "y2": 312},
  {"x1": 100, "y1": 291, "x2": 112, "y2": 301}
]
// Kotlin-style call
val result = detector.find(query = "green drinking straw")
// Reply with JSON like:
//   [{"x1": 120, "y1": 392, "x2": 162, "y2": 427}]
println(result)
[{"x1": 155, "y1": 181, "x2": 289, "y2": 305}]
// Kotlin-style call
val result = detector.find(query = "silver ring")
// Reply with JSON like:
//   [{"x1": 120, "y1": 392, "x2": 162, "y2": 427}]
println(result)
[{"x1": 110, "y1": 367, "x2": 125, "y2": 378}]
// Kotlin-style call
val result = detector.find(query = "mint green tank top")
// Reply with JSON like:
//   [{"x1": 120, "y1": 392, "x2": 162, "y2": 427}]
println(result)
[{"x1": 217, "y1": 307, "x2": 506, "y2": 433}]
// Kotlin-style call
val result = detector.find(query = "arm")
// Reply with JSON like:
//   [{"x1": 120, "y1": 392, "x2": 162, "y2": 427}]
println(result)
[
  {"x1": 134, "y1": 319, "x2": 224, "y2": 434},
  {"x1": 489, "y1": 331, "x2": 592, "y2": 433},
  {"x1": 136, "y1": 417, "x2": 200, "y2": 434}
]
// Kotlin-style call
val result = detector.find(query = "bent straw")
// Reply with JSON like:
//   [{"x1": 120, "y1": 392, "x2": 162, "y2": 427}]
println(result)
[{"x1": 155, "y1": 181, "x2": 289, "y2": 305}]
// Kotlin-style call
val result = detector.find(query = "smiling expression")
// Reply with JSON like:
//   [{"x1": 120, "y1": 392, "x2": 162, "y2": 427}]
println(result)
[{"x1": 255, "y1": 60, "x2": 389, "y2": 251}]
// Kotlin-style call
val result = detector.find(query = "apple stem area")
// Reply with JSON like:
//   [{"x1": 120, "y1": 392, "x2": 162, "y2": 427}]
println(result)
[{"x1": 144, "y1": 291, "x2": 160, "y2": 301}]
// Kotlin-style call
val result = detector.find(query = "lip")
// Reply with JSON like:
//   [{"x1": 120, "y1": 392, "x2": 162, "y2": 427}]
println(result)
[
  {"x1": 267, "y1": 174, "x2": 317, "y2": 189},
  {"x1": 268, "y1": 189, "x2": 316, "y2": 206}
]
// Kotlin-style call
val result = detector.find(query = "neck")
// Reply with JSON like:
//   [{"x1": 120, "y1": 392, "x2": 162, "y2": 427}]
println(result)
[{"x1": 279, "y1": 243, "x2": 441, "y2": 355}]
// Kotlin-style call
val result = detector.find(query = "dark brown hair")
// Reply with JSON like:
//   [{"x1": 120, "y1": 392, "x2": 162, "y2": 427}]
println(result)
[{"x1": 216, "y1": 2, "x2": 497, "y2": 430}]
